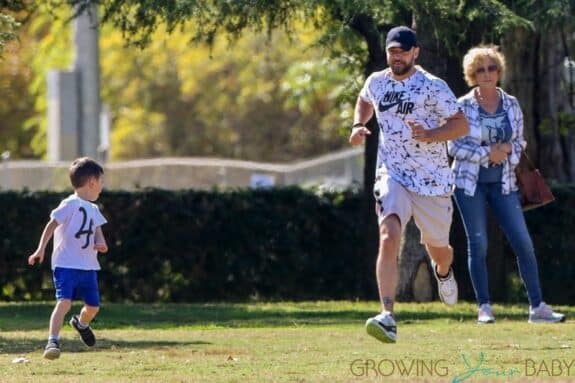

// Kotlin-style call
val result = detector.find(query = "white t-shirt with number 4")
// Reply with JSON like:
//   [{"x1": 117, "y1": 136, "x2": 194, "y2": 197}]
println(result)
[
  {"x1": 50, "y1": 194, "x2": 107, "y2": 271},
  {"x1": 359, "y1": 66, "x2": 461, "y2": 196}
]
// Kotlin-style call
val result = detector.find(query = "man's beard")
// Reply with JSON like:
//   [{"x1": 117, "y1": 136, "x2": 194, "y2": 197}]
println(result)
[{"x1": 390, "y1": 58, "x2": 414, "y2": 76}]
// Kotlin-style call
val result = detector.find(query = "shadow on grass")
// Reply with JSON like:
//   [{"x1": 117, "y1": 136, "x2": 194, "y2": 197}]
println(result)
[
  {"x1": 1, "y1": 301, "x2": 560, "y2": 331},
  {"x1": 0, "y1": 302, "x2": 575, "y2": 331},
  {"x1": 0, "y1": 336, "x2": 211, "y2": 354},
  {"x1": 0, "y1": 303, "x2": 373, "y2": 331},
  {"x1": 397, "y1": 309, "x2": 528, "y2": 322}
]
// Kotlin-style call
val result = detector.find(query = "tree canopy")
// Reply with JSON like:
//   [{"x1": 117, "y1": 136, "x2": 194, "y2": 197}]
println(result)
[
  {"x1": 0, "y1": 0, "x2": 28, "y2": 54},
  {"x1": 67, "y1": 0, "x2": 533, "y2": 53}
]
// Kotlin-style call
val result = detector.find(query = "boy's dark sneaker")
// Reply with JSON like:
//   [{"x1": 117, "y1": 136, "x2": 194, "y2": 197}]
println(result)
[
  {"x1": 70, "y1": 315, "x2": 96, "y2": 346},
  {"x1": 43, "y1": 340, "x2": 61, "y2": 360}
]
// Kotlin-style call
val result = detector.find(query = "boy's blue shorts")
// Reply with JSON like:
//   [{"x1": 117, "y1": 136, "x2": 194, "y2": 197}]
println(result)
[{"x1": 53, "y1": 267, "x2": 100, "y2": 307}]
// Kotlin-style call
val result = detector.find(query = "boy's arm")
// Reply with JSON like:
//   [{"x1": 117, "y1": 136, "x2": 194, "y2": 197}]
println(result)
[
  {"x1": 28, "y1": 218, "x2": 59, "y2": 265},
  {"x1": 94, "y1": 226, "x2": 108, "y2": 253}
]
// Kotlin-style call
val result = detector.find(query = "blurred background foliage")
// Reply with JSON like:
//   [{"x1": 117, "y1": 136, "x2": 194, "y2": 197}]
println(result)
[{"x1": 1, "y1": 5, "x2": 358, "y2": 161}]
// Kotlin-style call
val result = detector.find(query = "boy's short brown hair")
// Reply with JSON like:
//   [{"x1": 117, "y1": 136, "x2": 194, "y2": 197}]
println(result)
[{"x1": 69, "y1": 157, "x2": 104, "y2": 188}]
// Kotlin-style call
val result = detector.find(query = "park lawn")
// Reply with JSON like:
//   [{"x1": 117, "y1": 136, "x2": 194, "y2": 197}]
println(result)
[{"x1": 0, "y1": 301, "x2": 573, "y2": 382}]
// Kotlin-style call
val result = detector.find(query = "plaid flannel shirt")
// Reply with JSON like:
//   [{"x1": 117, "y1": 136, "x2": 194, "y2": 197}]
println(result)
[{"x1": 448, "y1": 88, "x2": 526, "y2": 197}]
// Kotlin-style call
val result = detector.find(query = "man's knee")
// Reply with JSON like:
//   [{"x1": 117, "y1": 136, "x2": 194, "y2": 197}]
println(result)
[{"x1": 379, "y1": 214, "x2": 402, "y2": 245}]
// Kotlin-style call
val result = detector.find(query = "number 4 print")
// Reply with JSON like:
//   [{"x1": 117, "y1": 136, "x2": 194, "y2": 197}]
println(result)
[{"x1": 74, "y1": 207, "x2": 94, "y2": 249}]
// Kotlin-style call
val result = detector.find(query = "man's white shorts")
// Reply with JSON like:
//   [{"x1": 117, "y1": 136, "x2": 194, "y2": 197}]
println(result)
[{"x1": 374, "y1": 175, "x2": 453, "y2": 247}]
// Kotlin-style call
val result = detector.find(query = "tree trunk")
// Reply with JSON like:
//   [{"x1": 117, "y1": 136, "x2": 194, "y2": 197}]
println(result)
[
  {"x1": 396, "y1": 221, "x2": 432, "y2": 301},
  {"x1": 73, "y1": 3, "x2": 101, "y2": 159},
  {"x1": 502, "y1": 28, "x2": 540, "y2": 158},
  {"x1": 540, "y1": 30, "x2": 567, "y2": 181},
  {"x1": 349, "y1": 14, "x2": 386, "y2": 298},
  {"x1": 503, "y1": 27, "x2": 572, "y2": 182}
]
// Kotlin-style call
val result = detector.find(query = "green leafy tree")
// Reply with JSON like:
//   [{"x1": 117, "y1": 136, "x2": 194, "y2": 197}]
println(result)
[
  {"x1": 20, "y1": 7, "x2": 353, "y2": 161},
  {"x1": 23, "y1": 4, "x2": 72, "y2": 157},
  {"x1": 99, "y1": 24, "x2": 352, "y2": 161},
  {"x1": 0, "y1": 1, "x2": 52, "y2": 158},
  {"x1": 0, "y1": 34, "x2": 36, "y2": 158},
  {"x1": 0, "y1": 1, "x2": 25, "y2": 54}
]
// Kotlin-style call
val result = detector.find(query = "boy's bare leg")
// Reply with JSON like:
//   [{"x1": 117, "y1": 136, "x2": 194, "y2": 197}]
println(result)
[
  {"x1": 48, "y1": 299, "x2": 72, "y2": 338},
  {"x1": 43, "y1": 299, "x2": 71, "y2": 359},
  {"x1": 79, "y1": 305, "x2": 99, "y2": 326},
  {"x1": 70, "y1": 305, "x2": 99, "y2": 347}
]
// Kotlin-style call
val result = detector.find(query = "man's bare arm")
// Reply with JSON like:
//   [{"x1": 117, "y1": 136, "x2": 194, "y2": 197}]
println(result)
[
  {"x1": 349, "y1": 97, "x2": 375, "y2": 146},
  {"x1": 410, "y1": 110, "x2": 469, "y2": 142}
]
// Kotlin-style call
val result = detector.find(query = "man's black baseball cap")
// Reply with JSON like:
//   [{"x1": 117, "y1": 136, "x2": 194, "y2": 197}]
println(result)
[{"x1": 385, "y1": 26, "x2": 418, "y2": 50}]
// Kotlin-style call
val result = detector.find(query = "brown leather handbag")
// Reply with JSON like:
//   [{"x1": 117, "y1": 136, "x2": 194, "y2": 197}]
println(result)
[{"x1": 515, "y1": 152, "x2": 555, "y2": 211}]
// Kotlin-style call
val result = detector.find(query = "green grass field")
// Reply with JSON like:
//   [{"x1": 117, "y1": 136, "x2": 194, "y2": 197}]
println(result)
[{"x1": 1, "y1": 301, "x2": 573, "y2": 382}]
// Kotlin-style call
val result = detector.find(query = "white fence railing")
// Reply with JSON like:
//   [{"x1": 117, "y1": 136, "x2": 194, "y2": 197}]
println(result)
[{"x1": 0, "y1": 148, "x2": 364, "y2": 191}]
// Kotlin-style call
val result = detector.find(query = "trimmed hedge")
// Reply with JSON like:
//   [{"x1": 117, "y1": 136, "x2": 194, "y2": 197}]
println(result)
[
  {"x1": 1, "y1": 185, "x2": 573, "y2": 303},
  {"x1": 1, "y1": 188, "x2": 363, "y2": 302}
]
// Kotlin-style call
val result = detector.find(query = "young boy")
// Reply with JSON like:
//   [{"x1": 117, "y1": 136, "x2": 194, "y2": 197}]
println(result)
[{"x1": 28, "y1": 157, "x2": 108, "y2": 360}]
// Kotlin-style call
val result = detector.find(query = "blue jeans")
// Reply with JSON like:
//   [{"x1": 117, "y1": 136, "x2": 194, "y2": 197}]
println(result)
[{"x1": 454, "y1": 184, "x2": 542, "y2": 307}]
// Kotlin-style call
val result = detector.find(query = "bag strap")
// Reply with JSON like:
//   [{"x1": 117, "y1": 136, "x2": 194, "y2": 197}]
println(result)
[{"x1": 520, "y1": 150, "x2": 536, "y2": 170}]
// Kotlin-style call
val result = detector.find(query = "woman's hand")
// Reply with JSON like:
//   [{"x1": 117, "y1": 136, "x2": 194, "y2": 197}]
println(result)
[
  {"x1": 495, "y1": 142, "x2": 512, "y2": 154},
  {"x1": 489, "y1": 144, "x2": 508, "y2": 166}
]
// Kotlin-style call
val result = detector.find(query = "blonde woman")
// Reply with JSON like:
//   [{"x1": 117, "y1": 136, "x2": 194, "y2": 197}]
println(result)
[{"x1": 449, "y1": 45, "x2": 565, "y2": 324}]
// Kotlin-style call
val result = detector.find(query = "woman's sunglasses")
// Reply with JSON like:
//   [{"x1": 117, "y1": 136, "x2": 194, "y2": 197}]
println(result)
[{"x1": 475, "y1": 64, "x2": 498, "y2": 74}]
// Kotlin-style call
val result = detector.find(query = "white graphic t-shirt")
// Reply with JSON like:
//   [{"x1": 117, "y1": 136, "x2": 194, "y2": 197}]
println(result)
[
  {"x1": 360, "y1": 66, "x2": 461, "y2": 196},
  {"x1": 50, "y1": 194, "x2": 107, "y2": 270}
]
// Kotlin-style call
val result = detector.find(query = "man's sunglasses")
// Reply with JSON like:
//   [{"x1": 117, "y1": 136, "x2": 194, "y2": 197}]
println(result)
[{"x1": 475, "y1": 64, "x2": 498, "y2": 74}]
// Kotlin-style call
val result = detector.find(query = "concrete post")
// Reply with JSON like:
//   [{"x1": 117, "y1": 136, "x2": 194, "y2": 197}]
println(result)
[
  {"x1": 47, "y1": 70, "x2": 79, "y2": 161},
  {"x1": 73, "y1": 3, "x2": 101, "y2": 159}
]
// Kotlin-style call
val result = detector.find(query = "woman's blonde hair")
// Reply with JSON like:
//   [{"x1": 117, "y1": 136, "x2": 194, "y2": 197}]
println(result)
[{"x1": 462, "y1": 45, "x2": 506, "y2": 87}]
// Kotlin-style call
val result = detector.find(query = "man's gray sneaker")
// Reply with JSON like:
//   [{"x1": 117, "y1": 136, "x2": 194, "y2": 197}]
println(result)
[
  {"x1": 365, "y1": 312, "x2": 397, "y2": 343},
  {"x1": 528, "y1": 302, "x2": 566, "y2": 323},
  {"x1": 431, "y1": 261, "x2": 458, "y2": 306}
]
